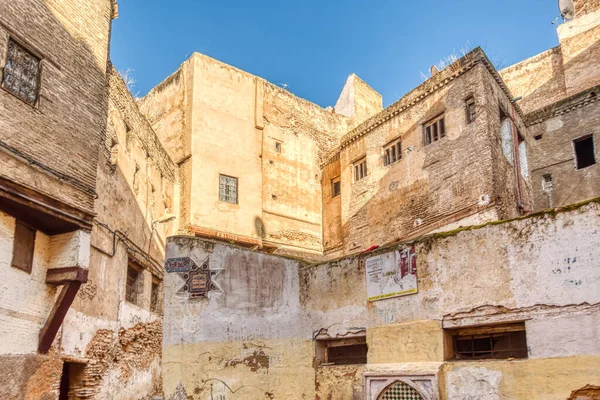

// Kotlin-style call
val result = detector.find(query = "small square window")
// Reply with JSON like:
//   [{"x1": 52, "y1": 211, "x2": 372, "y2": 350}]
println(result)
[
  {"x1": 353, "y1": 158, "x2": 367, "y2": 182},
  {"x1": 331, "y1": 176, "x2": 341, "y2": 197},
  {"x1": 445, "y1": 322, "x2": 528, "y2": 361},
  {"x1": 1, "y1": 39, "x2": 41, "y2": 105},
  {"x1": 383, "y1": 139, "x2": 402, "y2": 166},
  {"x1": 423, "y1": 114, "x2": 445, "y2": 146},
  {"x1": 219, "y1": 174, "x2": 238, "y2": 204},
  {"x1": 466, "y1": 97, "x2": 476, "y2": 124},
  {"x1": 574, "y1": 135, "x2": 596, "y2": 169},
  {"x1": 126, "y1": 262, "x2": 142, "y2": 305},
  {"x1": 275, "y1": 141, "x2": 282, "y2": 153},
  {"x1": 11, "y1": 220, "x2": 36, "y2": 273},
  {"x1": 316, "y1": 336, "x2": 367, "y2": 366}
]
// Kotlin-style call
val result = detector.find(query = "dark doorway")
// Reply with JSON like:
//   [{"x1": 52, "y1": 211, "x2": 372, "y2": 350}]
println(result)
[
  {"x1": 59, "y1": 361, "x2": 86, "y2": 400},
  {"x1": 574, "y1": 135, "x2": 596, "y2": 169}
]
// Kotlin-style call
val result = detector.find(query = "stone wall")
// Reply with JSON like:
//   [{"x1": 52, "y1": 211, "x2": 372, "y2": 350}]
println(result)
[
  {"x1": 163, "y1": 199, "x2": 600, "y2": 400},
  {"x1": 501, "y1": 9, "x2": 600, "y2": 211},
  {"x1": 322, "y1": 49, "x2": 531, "y2": 257},
  {"x1": 0, "y1": 0, "x2": 113, "y2": 214},
  {"x1": 526, "y1": 93, "x2": 600, "y2": 209}
]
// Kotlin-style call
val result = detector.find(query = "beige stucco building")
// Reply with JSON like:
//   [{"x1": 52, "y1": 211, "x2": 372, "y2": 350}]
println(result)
[{"x1": 0, "y1": 0, "x2": 599, "y2": 399}]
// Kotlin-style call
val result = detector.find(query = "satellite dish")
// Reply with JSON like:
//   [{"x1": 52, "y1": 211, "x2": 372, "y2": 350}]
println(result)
[
  {"x1": 558, "y1": 0, "x2": 575, "y2": 20},
  {"x1": 430, "y1": 65, "x2": 440, "y2": 76}
]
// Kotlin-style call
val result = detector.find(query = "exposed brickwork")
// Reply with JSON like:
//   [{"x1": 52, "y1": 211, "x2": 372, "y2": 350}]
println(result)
[
  {"x1": 78, "y1": 321, "x2": 163, "y2": 398},
  {"x1": 322, "y1": 50, "x2": 530, "y2": 255},
  {"x1": 0, "y1": 0, "x2": 112, "y2": 214}
]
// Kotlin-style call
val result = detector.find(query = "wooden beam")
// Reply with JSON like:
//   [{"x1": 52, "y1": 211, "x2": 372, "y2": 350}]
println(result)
[
  {"x1": 46, "y1": 267, "x2": 88, "y2": 285},
  {"x1": 38, "y1": 281, "x2": 82, "y2": 354},
  {"x1": 0, "y1": 176, "x2": 93, "y2": 234}
]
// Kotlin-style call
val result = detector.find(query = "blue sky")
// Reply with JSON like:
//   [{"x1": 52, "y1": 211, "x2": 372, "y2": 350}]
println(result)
[{"x1": 110, "y1": 0, "x2": 561, "y2": 108}]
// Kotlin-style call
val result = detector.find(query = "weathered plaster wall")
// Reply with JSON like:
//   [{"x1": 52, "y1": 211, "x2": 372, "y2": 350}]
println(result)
[
  {"x1": 303, "y1": 201, "x2": 600, "y2": 399},
  {"x1": 164, "y1": 201, "x2": 600, "y2": 400},
  {"x1": 163, "y1": 238, "x2": 316, "y2": 399}
]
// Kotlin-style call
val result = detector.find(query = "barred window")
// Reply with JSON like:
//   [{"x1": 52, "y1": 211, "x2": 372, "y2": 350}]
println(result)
[
  {"x1": 219, "y1": 174, "x2": 238, "y2": 204},
  {"x1": 353, "y1": 157, "x2": 367, "y2": 182},
  {"x1": 1, "y1": 39, "x2": 41, "y2": 105},
  {"x1": 423, "y1": 114, "x2": 445, "y2": 146},
  {"x1": 126, "y1": 262, "x2": 142, "y2": 305},
  {"x1": 384, "y1": 139, "x2": 402, "y2": 166},
  {"x1": 445, "y1": 322, "x2": 528, "y2": 360},
  {"x1": 316, "y1": 336, "x2": 367, "y2": 366}
]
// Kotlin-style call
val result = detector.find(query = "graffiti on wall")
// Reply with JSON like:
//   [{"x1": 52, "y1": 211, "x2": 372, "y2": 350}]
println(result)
[{"x1": 365, "y1": 247, "x2": 417, "y2": 301}]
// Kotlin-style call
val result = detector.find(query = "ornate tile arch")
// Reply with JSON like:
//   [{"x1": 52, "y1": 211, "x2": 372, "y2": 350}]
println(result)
[{"x1": 364, "y1": 372, "x2": 438, "y2": 400}]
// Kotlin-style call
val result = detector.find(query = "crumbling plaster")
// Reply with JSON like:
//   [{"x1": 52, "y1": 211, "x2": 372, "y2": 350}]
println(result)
[{"x1": 163, "y1": 200, "x2": 600, "y2": 400}]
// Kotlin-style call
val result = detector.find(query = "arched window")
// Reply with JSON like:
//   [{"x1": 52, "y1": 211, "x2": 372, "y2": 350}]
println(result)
[{"x1": 378, "y1": 381, "x2": 424, "y2": 400}]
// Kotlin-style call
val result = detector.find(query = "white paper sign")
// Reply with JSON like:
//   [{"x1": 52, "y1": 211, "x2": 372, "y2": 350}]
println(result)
[{"x1": 365, "y1": 247, "x2": 418, "y2": 301}]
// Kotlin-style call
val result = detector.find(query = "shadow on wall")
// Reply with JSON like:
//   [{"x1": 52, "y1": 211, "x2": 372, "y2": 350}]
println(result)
[
  {"x1": 0, "y1": 1, "x2": 112, "y2": 400},
  {"x1": 254, "y1": 216, "x2": 266, "y2": 239}
]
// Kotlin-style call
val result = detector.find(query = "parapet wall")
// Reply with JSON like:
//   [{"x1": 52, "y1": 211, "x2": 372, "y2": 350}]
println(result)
[{"x1": 163, "y1": 199, "x2": 600, "y2": 399}]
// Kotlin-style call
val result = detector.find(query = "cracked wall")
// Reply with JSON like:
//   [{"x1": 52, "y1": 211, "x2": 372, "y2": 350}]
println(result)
[{"x1": 164, "y1": 200, "x2": 600, "y2": 400}]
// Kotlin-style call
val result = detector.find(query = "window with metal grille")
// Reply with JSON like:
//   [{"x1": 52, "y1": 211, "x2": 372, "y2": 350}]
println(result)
[
  {"x1": 1, "y1": 39, "x2": 41, "y2": 105},
  {"x1": 126, "y1": 262, "x2": 142, "y2": 305},
  {"x1": 423, "y1": 114, "x2": 445, "y2": 146},
  {"x1": 275, "y1": 141, "x2": 282, "y2": 153},
  {"x1": 150, "y1": 278, "x2": 160, "y2": 313},
  {"x1": 445, "y1": 322, "x2": 528, "y2": 360},
  {"x1": 574, "y1": 135, "x2": 596, "y2": 169},
  {"x1": 316, "y1": 336, "x2": 367, "y2": 366},
  {"x1": 384, "y1": 139, "x2": 402, "y2": 166},
  {"x1": 219, "y1": 174, "x2": 238, "y2": 204},
  {"x1": 353, "y1": 158, "x2": 367, "y2": 182},
  {"x1": 466, "y1": 97, "x2": 476, "y2": 124},
  {"x1": 331, "y1": 176, "x2": 341, "y2": 197}
]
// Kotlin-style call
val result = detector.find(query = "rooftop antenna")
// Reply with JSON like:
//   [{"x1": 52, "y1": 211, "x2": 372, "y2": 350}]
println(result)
[{"x1": 558, "y1": 0, "x2": 575, "y2": 21}]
